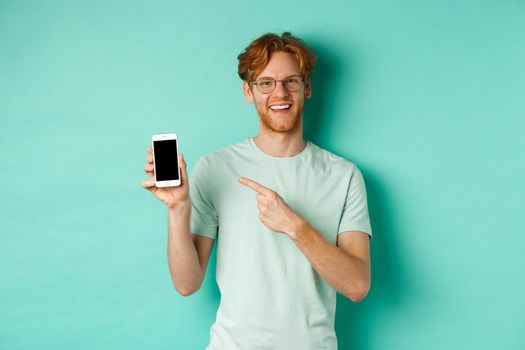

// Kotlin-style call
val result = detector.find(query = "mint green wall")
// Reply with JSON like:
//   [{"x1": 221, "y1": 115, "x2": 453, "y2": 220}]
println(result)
[{"x1": 1, "y1": 1, "x2": 523, "y2": 349}]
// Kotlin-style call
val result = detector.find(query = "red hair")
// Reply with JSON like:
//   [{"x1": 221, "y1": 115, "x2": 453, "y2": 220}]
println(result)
[{"x1": 237, "y1": 32, "x2": 317, "y2": 82}]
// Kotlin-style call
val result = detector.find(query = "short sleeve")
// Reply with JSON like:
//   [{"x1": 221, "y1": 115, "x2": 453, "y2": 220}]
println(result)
[
  {"x1": 189, "y1": 157, "x2": 219, "y2": 239},
  {"x1": 337, "y1": 166, "x2": 373, "y2": 240}
]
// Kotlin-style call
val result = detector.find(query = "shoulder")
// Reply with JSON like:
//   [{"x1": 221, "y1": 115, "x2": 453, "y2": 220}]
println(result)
[
  {"x1": 308, "y1": 141, "x2": 362, "y2": 176},
  {"x1": 193, "y1": 138, "x2": 250, "y2": 170}
]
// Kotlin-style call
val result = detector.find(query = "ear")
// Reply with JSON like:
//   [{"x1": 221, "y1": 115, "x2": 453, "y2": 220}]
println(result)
[
  {"x1": 304, "y1": 77, "x2": 312, "y2": 99},
  {"x1": 243, "y1": 80, "x2": 254, "y2": 104}
]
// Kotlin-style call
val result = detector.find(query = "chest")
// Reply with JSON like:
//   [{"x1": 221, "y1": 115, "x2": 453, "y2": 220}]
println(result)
[{"x1": 213, "y1": 160, "x2": 348, "y2": 242}]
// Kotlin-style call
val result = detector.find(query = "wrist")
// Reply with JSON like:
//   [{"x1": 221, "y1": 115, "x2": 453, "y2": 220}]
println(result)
[
  {"x1": 167, "y1": 199, "x2": 191, "y2": 213},
  {"x1": 289, "y1": 215, "x2": 308, "y2": 240}
]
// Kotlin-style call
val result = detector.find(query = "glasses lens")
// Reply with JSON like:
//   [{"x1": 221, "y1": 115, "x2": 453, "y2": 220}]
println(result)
[
  {"x1": 285, "y1": 77, "x2": 302, "y2": 92},
  {"x1": 256, "y1": 79, "x2": 275, "y2": 93}
]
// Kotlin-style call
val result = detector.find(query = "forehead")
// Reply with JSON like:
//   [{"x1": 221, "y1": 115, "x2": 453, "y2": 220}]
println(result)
[{"x1": 256, "y1": 51, "x2": 301, "y2": 79}]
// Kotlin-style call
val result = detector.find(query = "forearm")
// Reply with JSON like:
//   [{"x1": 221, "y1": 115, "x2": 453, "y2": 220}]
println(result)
[
  {"x1": 290, "y1": 220, "x2": 370, "y2": 302},
  {"x1": 167, "y1": 201, "x2": 202, "y2": 295}
]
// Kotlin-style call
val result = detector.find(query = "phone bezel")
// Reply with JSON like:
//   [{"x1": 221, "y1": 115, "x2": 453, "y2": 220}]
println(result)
[{"x1": 151, "y1": 133, "x2": 181, "y2": 187}]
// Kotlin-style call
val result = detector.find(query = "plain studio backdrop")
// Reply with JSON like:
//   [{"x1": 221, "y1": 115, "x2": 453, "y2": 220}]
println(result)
[{"x1": 1, "y1": 1, "x2": 524, "y2": 349}]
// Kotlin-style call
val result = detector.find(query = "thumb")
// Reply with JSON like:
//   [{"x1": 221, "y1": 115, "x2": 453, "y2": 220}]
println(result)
[{"x1": 179, "y1": 153, "x2": 189, "y2": 184}]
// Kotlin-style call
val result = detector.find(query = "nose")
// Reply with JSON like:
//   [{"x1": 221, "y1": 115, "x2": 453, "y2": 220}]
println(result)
[{"x1": 273, "y1": 80, "x2": 289, "y2": 97}]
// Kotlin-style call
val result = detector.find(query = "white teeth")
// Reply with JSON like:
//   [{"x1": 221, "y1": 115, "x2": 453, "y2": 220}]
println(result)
[{"x1": 270, "y1": 104, "x2": 290, "y2": 110}]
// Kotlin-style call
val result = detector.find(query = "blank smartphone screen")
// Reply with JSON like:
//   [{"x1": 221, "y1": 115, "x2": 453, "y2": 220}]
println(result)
[{"x1": 153, "y1": 140, "x2": 179, "y2": 181}]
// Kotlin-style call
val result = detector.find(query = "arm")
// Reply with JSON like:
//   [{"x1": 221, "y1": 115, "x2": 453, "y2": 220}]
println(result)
[
  {"x1": 167, "y1": 201, "x2": 214, "y2": 296},
  {"x1": 290, "y1": 222, "x2": 371, "y2": 302},
  {"x1": 142, "y1": 148, "x2": 214, "y2": 297},
  {"x1": 238, "y1": 177, "x2": 371, "y2": 303}
]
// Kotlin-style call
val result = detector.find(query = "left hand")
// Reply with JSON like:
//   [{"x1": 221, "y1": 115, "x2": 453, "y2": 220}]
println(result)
[{"x1": 239, "y1": 177, "x2": 305, "y2": 237}]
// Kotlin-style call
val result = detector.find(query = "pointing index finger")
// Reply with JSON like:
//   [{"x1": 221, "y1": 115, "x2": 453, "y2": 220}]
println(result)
[{"x1": 239, "y1": 177, "x2": 271, "y2": 195}]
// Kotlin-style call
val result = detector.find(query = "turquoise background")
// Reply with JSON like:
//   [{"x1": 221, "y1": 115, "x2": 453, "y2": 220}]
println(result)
[{"x1": 1, "y1": 0, "x2": 524, "y2": 349}]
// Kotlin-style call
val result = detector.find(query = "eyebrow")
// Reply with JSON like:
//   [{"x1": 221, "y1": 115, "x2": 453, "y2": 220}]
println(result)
[{"x1": 256, "y1": 74, "x2": 303, "y2": 80}]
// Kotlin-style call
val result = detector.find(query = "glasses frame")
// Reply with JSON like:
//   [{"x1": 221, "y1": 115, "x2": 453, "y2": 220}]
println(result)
[{"x1": 251, "y1": 75, "x2": 305, "y2": 94}]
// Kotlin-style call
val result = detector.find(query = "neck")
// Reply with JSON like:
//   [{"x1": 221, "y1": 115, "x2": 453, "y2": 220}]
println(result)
[{"x1": 253, "y1": 121, "x2": 306, "y2": 158}]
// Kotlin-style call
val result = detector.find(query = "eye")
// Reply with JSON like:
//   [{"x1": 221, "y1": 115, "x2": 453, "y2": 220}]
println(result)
[{"x1": 258, "y1": 79, "x2": 273, "y2": 87}]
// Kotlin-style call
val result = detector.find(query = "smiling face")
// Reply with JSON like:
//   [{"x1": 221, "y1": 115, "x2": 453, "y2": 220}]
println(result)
[{"x1": 243, "y1": 51, "x2": 311, "y2": 134}]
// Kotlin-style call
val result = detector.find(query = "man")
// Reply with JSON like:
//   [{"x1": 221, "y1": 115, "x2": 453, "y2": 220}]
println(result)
[{"x1": 142, "y1": 32, "x2": 372, "y2": 350}]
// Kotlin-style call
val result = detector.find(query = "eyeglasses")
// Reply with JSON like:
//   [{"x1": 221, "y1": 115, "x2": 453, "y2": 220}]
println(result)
[{"x1": 252, "y1": 75, "x2": 305, "y2": 94}]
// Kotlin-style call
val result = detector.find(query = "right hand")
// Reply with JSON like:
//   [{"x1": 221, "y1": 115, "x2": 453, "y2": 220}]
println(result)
[{"x1": 141, "y1": 146, "x2": 190, "y2": 209}]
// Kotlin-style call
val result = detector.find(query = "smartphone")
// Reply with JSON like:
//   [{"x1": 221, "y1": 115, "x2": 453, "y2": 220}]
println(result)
[{"x1": 151, "y1": 133, "x2": 181, "y2": 187}]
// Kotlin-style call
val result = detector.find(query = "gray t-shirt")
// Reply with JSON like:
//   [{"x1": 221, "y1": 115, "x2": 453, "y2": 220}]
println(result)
[{"x1": 190, "y1": 137, "x2": 372, "y2": 350}]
